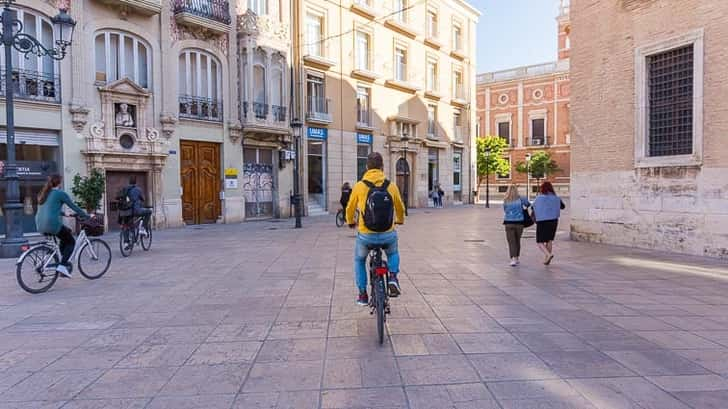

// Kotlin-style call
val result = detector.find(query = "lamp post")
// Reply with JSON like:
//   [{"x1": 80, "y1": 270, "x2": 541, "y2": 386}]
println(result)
[
  {"x1": 1, "y1": 1, "x2": 75, "y2": 258},
  {"x1": 484, "y1": 147, "x2": 491, "y2": 208},
  {"x1": 525, "y1": 153, "x2": 532, "y2": 202},
  {"x1": 290, "y1": 118, "x2": 303, "y2": 228},
  {"x1": 400, "y1": 132, "x2": 409, "y2": 216}
]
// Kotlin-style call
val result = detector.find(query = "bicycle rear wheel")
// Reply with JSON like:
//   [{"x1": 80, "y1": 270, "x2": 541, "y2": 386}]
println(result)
[
  {"x1": 140, "y1": 226, "x2": 152, "y2": 251},
  {"x1": 16, "y1": 245, "x2": 59, "y2": 294},
  {"x1": 78, "y1": 239, "x2": 112, "y2": 279},
  {"x1": 375, "y1": 277, "x2": 386, "y2": 345},
  {"x1": 119, "y1": 229, "x2": 133, "y2": 257},
  {"x1": 335, "y1": 210, "x2": 345, "y2": 227}
]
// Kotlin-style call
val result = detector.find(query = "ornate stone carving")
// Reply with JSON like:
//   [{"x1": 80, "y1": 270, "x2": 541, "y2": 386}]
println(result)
[
  {"x1": 69, "y1": 105, "x2": 90, "y2": 133},
  {"x1": 90, "y1": 122, "x2": 105, "y2": 138},
  {"x1": 228, "y1": 120, "x2": 243, "y2": 144},
  {"x1": 238, "y1": 9, "x2": 259, "y2": 35},
  {"x1": 159, "y1": 113, "x2": 178, "y2": 139},
  {"x1": 170, "y1": 15, "x2": 229, "y2": 56},
  {"x1": 146, "y1": 128, "x2": 160, "y2": 142}
]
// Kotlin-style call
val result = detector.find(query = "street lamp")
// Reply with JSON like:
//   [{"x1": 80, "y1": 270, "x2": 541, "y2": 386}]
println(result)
[
  {"x1": 290, "y1": 118, "x2": 303, "y2": 229},
  {"x1": 1, "y1": 1, "x2": 76, "y2": 258},
  {"x1": 400, "y1": 131, "x2": 410, "y2": 216},
  {"x1": 525, "y1": 153, "x2": 532, "y2": 202},
  {"x1": 485, "y1": 147, "x2": 491, "y2": 208}
]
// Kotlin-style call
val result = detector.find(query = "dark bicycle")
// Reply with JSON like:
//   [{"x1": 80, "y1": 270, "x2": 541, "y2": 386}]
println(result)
[
  {"x1": 367, "y1": 245, "x2": 392, "y2": 344},
  {"x1": 335, "y1": 209, "x2": 346, "y2": 227},
  {"x1": 119, "y1": 209, "x2": 152, "y2": 257}
]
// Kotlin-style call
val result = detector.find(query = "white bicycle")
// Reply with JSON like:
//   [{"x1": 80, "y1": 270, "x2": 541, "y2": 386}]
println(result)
[{"x1": 16, "y1": 216, "x2": 112, "y2": 294}]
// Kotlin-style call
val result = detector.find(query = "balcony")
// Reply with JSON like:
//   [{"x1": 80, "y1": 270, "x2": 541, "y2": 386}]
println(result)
[
  {"x1": 384, "y1": 16, "x2": 419, "y2": 39},
  {"x1": 351, "y1": 0, "x2": 378, "y2": 19},
  {"x1": 531, "y1": 137, "x2": 546, "y2": 146},
  {"x1": 451, "y1": 86, "x2": 467, "y2": 107},
  {"x1": 173, "y1": 0, "x2": 231, "y2": 35},
  {"x1": 272, "y1": 105, "x2": 286, "y2": 122},
  {"x1": 306, "y1": 96, "x2": 332, "y2": 124},
  {"x1": 453, "y1": 126, "x2": 463, "y2": 142},
  {"x1": 356, "y1": 109, "x2": 373, "y2": 130},
  {"x1": 241, "y1": 102, "x2": 288, "y2": 134},
  {"x1": 178, "y1": 95, "x2": 223, "y2": 122},
  {"x1": 98, "y1": 0, "x2": 161, "y2": 15},
  {"x1": 0, "y1": 68, "x2": 61, "y2": 104}
]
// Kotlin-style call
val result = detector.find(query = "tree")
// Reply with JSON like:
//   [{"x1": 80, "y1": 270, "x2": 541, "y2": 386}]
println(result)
[
  {"x1": 515, "y1": 151, "x2": 560, "y2": 185},
  {"x1": 71, "y1": 169, "x2": 106, "y2": 212},
  {"x1": 476, "y1": 136, "x2": 511, "y2": 187}
]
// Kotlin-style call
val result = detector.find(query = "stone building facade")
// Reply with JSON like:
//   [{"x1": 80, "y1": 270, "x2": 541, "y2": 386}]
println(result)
[
  {"x1": 476, "y1": 1, "x2": 570, "y2": 200},
  {"x1": 570, "y1": 0, "x2": 728, "y2": 259},
  {"x1": 292, "y1": 0, "x2": 480, "y2": 213}
]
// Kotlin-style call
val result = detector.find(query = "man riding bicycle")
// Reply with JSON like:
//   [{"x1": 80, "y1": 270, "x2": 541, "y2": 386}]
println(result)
[
  {"x1": 119, "y1": 176, "x2": 151, "y2": 237},
  {"x1": 346, "y1": 152, "x2": 405, "y2": 305}
]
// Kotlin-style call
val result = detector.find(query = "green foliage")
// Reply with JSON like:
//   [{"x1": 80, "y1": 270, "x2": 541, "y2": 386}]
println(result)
[
  {"x1": 71, "y1": 169, "x2": 105, "y2": 212},
  {"x1": 476, "y1": 136, "x2": 511, "y2": 183},
  {"x1": 515, "y1": 151, "x2": 560, "y2": 182}
]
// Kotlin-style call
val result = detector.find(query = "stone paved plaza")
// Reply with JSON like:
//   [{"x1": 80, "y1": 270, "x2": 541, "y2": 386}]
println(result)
[{"x1": 2, "y1": 207, "x2": 728, "y2": 408}]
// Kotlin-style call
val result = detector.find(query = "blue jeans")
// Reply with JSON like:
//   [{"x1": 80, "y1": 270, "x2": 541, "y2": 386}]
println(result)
[{"x1": 354, "y1": 231, "x2": 400, "y2": 292}]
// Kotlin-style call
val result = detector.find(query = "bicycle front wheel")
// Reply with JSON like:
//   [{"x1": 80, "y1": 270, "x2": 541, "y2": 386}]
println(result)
[
  {"x1": 16, "y1": 245, "x2": 59, "y2": 294},
  {"x1": 336, "y1": 210, "x2": 345, "y2": 227},
  {"x1": 119, "y1": 229, "x2": 133, "y2": 257},
  {"x1": 140, "y1": 227, "x2": 152, "y2": 251},
  {"x1": 375, "y1": 277, "x2": 386, "y2": 345},
  {"x1": 79, "y1": 239, "x2": 112, "y2": 279}
]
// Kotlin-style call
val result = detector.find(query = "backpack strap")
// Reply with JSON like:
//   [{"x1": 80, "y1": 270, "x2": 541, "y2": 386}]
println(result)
[
  {"x1": 362, "y1": 180, "x2": 375, "y2": 189},
  {"x1": 381, "y1": 179, "x2": 390, "y2": 190}
]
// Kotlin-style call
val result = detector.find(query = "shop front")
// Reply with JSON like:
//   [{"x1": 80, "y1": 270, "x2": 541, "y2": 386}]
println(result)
[
  {"x1": 356, "y1": 132, "x2": 372, "y2": 180},
  {"x1": 0, "y1": 128, "x2": 59, "y2": 236},
  {"x1": 306, "y1": 126, "x2": 327, "y2": 209}
]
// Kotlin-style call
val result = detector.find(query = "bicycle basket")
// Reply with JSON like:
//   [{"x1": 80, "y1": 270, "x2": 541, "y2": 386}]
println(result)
[{"x1": 81, "y1": 219, "x2": 105, "y2": 237}]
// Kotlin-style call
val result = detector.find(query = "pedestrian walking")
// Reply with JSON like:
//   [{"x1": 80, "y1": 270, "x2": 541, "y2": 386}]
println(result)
[
  {"x1": 503, "y1": 184, "x2": 531, "y2": 266},
  {"x1": 532, "y1": 181, "x2": 565, "y2": 265},
  {"x1": 340, "y1": 182, "x2": 352, "y2": 211},
  {"x1": 437, "y1": 184, "x2": 445, "y2": 208}
]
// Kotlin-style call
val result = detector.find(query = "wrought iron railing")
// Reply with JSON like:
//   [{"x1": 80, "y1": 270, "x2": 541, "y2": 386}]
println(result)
[
  {"x1": 0, "y1": 68, "x2": 60, "y2": 103},
  {"x1": 252, "y1": 102, "x2": 268, "y2": 120},
  {"x1": 173, "y1": 0, "x2": 231, "y2": 25},
  {"x1": 179, "y1": 95, "x2": 223, "y2": 122},
  {"x1": 306, "y1": 96, "x2": 331, "y2": 122},
  {"x1": 272, "y1": 105, "x2": 286, "y2": 122},
  {"x1": 357, "y1": 108, "x2": 371, "y2": 128}
]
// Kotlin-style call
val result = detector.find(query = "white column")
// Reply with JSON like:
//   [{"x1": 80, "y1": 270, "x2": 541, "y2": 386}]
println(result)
[
  {"x1": 104, "y1": 32, "x2": 111, "y2": 82},
  {"x1": 206, "y1": 55, "x2": 213, "y2": 99},
  {"x1": 246, "y1": 46, "x2": 253, "y2": 120},
  {"x1": 118, "y1": 34, "x2": 125, "y2": 79},
  {"x1": 133, "y1": 39, "x2": 139, "y2": 83},
  {"x1": 517, "y1": 81, "x2": 524, "y2": 147},
  {"x1": 185, "y1": 52, "x2": 192, "y2": 96},
  {"x1": 195, "y1": 51, "x2": 202, "y2": 97},
  {"x1": 265, "y1": 50, "x2": 272, "y2": 120},
  {"x1": 484, "y1": 86, "x2": 491, "y2": 136}
]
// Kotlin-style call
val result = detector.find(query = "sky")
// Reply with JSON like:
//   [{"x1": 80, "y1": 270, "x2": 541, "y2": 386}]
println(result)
[{"x1": 471, "y1": 0, "x2": 561, "y2": 73}]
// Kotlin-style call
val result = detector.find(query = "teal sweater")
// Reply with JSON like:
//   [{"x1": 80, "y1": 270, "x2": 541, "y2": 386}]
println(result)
[{"x1": 35, "y1": 189, "x2": 88, "y2": 234}]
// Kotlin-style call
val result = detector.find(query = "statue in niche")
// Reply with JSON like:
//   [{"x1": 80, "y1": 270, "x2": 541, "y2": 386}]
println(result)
[{"x1": 115, "y1": 103, "x2": 135, "y2": 127}]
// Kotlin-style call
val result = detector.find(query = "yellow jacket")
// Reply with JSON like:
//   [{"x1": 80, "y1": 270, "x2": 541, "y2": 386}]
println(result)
[{"x1": 345, "y1": 169, "x2": 406, "y2": 233}]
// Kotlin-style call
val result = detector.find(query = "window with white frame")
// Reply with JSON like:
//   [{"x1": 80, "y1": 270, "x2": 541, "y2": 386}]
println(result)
[
  {"x1": 307, "y1": 73, "x2": 327, "y2": 115},
  {"x1": 252, "y1": 65, "x2": 267, "y2": 118},
  {"x1": 453, "y1": 23, "x2": 462, "y2": 51},
  {"x1": 94, "y1": 31, "x2": 150, "y2": 88},
  {"x1": 395, "y1": 47, "x2": 407, "y2": 81},
  {"x1": 178, "y1": 49, "x2": 222, "y2": 121},
  {"x1": 453, "y1": 110, "x2": 462, "y2": 140},
  {"x1": 497, "y1": 120, "x2": 511, "y2": 146},
  {"x1": 394, "y1": 0, "x2": 407, "y2": 23},
  {"x1": 248, "y1": 0, "x2": 267, "y2": 15},
  {"x1": 426, "y1": 59, "x2": 438, "y2": 92},
  {"x1": 0, "y1": 7, "x2": 59, "y2": 102},
  {"x1": 427, "y1": 9, "x2": 438, "y2": 38},
  {"x1": 635, "y1": 30, "x2": 703, "y2": 167},
  {"x1": 305, "y1": 12, "x2": 323, "y2": 57},
  {"x1": 427, "y1": 104, "x2": 437, "y2": 138},
  {"x1": 453, "y1": 69, "x2": 464, "y2": 99},
  {"x1": 356, "y1": 86, "x2": 371, "y2": 126},
  {"x1": 531, "y1": 117, "x2": 545, "y2": 145},
  {"x1": 355, "y1": 31, "x2": 370, "y2": 71}
]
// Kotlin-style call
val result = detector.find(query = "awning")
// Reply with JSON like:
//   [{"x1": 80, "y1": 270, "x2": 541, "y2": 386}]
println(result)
[{"x1": 0, "y1": 128, "x2": 60, "y2": 146}]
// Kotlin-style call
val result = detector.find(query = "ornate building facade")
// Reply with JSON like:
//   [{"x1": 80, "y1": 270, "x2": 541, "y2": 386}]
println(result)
[{"x1": 476, "y1": 1, "x2": 570, "y2": 200}]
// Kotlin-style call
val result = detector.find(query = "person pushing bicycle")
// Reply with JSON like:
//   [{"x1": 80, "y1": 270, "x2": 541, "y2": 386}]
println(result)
[
  {"x1": 35, "y1": 174, "x2": 90, "y2": 278},
  {"x1": 346, "y1": 152, "x2": 405, "y2": 306}
]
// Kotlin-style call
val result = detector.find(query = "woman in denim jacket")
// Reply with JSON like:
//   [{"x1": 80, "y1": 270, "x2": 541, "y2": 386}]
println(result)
[
  {"x1": 502, "y1": 184, "x2": 530, "y2": 266},
  {"x1": 532, "y1": 181, "x2": 565, "y2": 265}
]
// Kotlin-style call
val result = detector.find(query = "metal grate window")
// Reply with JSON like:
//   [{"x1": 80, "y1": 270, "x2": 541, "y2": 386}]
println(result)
[{"x1": 647, "y1": 44, "x2": 694, "y2": 157}]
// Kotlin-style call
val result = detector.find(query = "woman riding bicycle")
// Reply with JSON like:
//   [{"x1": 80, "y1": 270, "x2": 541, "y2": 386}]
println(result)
[
  {"x1": 35, "y1": 174, "x2": 89, "y2": 278},
  {"x1": 340, "y1": 182, "x2": 352, "y2": 210}
]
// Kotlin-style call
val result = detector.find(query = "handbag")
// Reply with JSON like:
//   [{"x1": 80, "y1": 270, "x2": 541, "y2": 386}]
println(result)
[{"x1": 522, "y1": 206, "x2": 534, "y2": 228}]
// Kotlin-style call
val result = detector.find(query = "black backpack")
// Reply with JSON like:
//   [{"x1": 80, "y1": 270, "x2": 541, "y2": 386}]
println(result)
[
  {"x1": 117, "y1": 187, "x2": 133, "y2": 211},
  {"x1": 362, "y1": 180, "x2": 394, "y2": 232}
]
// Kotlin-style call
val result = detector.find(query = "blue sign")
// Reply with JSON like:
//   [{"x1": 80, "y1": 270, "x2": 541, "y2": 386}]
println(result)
[
  {"x1": 356, "y1": 133, "x2": 372, "y2": 144},
  {"x1": 307, "y1": 127, "x2": 328, "y2": 140}
]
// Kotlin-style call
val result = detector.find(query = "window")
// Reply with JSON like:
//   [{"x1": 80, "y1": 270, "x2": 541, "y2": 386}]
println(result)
[
  {"x1": 306, "y1": 13, "x2": 323, "y2": 57},
  {"x1": 565, "y1": 36, "x2": 571, "y2": 50},
  {"x1": 355, "y1": 31, "x2": 370, "y2": 71},
  {"x1": 394, "y1": 0, "x2": 407, "y2": 23},
  {"x1": 531, "y1": 118, "x2": 545, "y2": 145},
  {"x1": 0, "y1": 8, "x2": 59, "y2": 102},
  {"x1": 453, "y1": 151, "x2": 462, "y2": 200},
  {"x1": 635, "y1": 30, "x2": 703, "y2": 167},
  {"x1": 271, "y1": 68, "x2": 285, "y2": 121},
  {"x1": 427, "y1": 10, "x2": 438, "y2": 38},
  {"x1": 253, "y1": 65, "x2": 267, "y2": 118},
  {"x1": 453, "y1": 70, "x2": 464, "y2": 99},
  {"x1": 453, "y1": 24, "x2": 462, "y2": 51},
  {"x1": 497, "y1": 121, "x2": 510, "y2": 146},
  {"x1": 354, "y1": 0, "x2": 370, "y2": 5},
  {"x1": 396, "y1": 121, "x2": 415, "y2": 138},
  {"x1": 306, "y1": 73, "x2": 328, "y2": 116},
  {"x1": 647, "y1": 45, "x2": 693, "y2": 157},
  {"x1": 357, "y1": 142, "x2": 371, "y2": 180},
  {"x1": 248, "y1": 0, "x2": 267, "y2": 15},
  {"x1": 427, "y1": 105, "x2": 437, "y2": 138},
  {"x1": 453, "y1": 111, "x2": 462, "y2": 140},
  {"x1": 395, "y1": 47, "x2": 407, "y2": 81},
  {"x1": 356, "y1": 86, "x2": 371, "y2": 126},
  {"x1": 178, "y1": 50, "x2": 222, "y2": 121},
  {"x1": 497, "y1": 157, "x2": 511, "y2": 179},
  {"x1": 94, "y1": 31, "x2": 150, "y2": 88},
  {"x1": 426, "y1": 59, "x2": 438, "y2": 92}
]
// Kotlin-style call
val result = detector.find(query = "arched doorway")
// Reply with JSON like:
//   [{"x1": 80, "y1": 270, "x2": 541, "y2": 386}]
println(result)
[{"x1": 396, "y1": 157, "x2": 410, "y2": 214}]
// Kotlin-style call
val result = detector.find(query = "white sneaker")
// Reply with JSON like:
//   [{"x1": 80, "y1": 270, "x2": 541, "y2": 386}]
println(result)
[
  {"x1": 56, "y1": 264, "x2": 71, "y2": 278},
  {"x1": 515, "y1": 259, "x2": 520, "y2": 266},
  {"x1": 139, "y1": 227, "x2": 148, "y2": 237},
  {"x1": 509, "y1": 259, "x2": 517, "y2": 267}
]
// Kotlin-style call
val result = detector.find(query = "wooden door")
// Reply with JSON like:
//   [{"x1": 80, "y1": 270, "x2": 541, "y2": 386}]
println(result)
[
  {"x1": 106, "y1": 171, "x2": 148, "y2": 231},
  {"x1": 180, "y1": 141, "x2": 220, "y2": 225}
]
